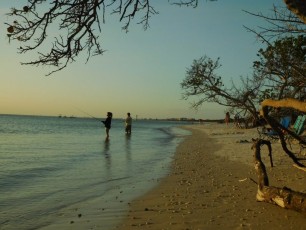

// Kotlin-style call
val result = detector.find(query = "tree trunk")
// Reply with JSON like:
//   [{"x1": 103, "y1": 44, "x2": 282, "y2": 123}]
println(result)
[
  {"x1": 284, "y1": 0, "x2": 306, "y2": 24},
  {"x1": 261, "y1": 98, "x2": 306, "y2": 113},
  {"x1": 261, "y1": 98, "x2": 306, "y2": 167}
]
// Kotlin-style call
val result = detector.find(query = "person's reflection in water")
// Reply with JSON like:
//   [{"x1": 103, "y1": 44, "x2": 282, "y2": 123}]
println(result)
[
  {"x1": 103, "y1": 138, "x2": 111, "y2": 168},
  {"x1": 125, "y1": 133, "x2": 131, "y2": 160}
]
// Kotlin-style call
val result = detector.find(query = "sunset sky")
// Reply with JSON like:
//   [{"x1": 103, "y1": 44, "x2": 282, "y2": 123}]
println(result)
[{"x1": 0, "y1": 0, "x2": 283, "y2": 119}]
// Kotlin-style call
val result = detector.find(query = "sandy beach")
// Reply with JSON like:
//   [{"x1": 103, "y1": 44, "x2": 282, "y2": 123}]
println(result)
[{"x1": 117, "y1": 123, "x2": 306, "y2": 229}]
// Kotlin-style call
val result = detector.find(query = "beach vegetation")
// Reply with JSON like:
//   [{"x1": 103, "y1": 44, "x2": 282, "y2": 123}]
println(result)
[
  {"x1": 248, "y1": 5, "x2": 306, "y2": 211},
  {"x1": 181, "y1": 34, "x2": 305, "y2": 128},
  {"x1": 180, "y1": 1, "x2": 306, "y2": 124}
]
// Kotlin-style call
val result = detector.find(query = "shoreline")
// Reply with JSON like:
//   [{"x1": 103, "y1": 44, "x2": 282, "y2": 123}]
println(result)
[{"x1": 117, "y1": 123, "x2": 306, "y2": 229}]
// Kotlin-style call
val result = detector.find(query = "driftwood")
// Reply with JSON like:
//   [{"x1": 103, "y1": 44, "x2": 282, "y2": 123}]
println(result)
[
  {"x1": 252, "y1": 139, "x2": 306, "y2": 213},
  {"x1": 254, "y1": 99, "x2": 306, "y2": 213}
]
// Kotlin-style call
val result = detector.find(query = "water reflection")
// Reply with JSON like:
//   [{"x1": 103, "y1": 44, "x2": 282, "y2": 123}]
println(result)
[
  {"x1": 102, "y1": 138, "x2": 111, "y2": 168},
  {"x1": 125, "y1": 133, "x2": 131, "y2": 159}
]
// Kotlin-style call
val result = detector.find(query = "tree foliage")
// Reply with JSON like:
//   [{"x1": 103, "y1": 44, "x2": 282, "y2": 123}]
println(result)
[
  {"x1": 253, "y1": 35, "x2": 306, "y2": 102},
  {"x1": 181, "y1": 34, "x2": 305, "y2": 124}
]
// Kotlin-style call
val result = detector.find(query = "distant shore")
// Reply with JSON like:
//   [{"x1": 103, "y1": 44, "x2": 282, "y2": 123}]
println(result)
[
  {"x1": 117, "y1": 123, "x2": 306, "y2": 229},
  {"x1": 0, "y1": 113, "x2": 227, "y2": 124}
]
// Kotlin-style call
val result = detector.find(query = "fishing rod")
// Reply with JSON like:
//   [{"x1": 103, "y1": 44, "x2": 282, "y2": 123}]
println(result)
[{"x1": 74, "y1": 107, "x2": 102, "y2": 123}]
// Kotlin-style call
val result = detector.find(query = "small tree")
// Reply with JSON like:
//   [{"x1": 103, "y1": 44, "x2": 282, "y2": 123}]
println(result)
[{"x1": 181, "y1": 56, "x2": 262, "y2": 125}]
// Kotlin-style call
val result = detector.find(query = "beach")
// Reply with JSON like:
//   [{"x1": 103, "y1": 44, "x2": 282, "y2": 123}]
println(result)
[
  {"x1": 3, "y1": 118, "x2": 305, "y2": 230},
  {"x1": 118, "y1": 123, "x2": 306, "y2": 229}
]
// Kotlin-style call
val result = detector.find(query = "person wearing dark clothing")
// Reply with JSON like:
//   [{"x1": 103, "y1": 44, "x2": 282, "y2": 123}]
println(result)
[
  {"x1": 102, "y1": 112, "x2": 112, "y2": 139},
  {"x1": 125, "y1": 112, "x2": 132, "y2": 134}
]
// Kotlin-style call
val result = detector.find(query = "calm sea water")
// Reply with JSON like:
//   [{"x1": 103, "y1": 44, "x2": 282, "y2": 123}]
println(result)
[{"x1": 0, "y1": 115, "x2": 190, "y2": 230}]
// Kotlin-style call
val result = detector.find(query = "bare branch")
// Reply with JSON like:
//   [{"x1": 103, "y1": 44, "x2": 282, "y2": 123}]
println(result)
[
  {"x1": 5, "y1": 0, "x2": 159, "y2": 75},
  {"x1": 244, "y1": 5, "x2": 306, "y2": 42}
]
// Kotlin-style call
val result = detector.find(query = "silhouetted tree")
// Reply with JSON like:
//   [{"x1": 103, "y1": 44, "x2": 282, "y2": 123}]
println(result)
[{"x1": 180, "y1": 56, "x2": 262, "y2": 124}]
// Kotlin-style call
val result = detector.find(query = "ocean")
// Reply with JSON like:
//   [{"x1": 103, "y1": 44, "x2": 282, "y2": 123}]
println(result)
[{"x1": 0, "y1": 115, "x2": 190, "y2": 230}]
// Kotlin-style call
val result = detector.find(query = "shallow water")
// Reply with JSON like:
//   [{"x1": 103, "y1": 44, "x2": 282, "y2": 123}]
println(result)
[{"x1": 0, "y1": 115, "x2": 190, "y2": 229}]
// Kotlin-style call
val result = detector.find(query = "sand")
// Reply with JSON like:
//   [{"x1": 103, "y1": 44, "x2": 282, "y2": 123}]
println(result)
[{"x1": 117, "y1": 123, "x2": 306, "y2": 230}]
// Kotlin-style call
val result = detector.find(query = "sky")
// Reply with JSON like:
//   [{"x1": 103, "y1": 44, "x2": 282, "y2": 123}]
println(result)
[{"x1": 0, "y1": 0, "x2": 284, "y2": 119}]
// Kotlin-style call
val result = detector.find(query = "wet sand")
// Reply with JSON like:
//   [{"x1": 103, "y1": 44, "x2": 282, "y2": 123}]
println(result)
[{"x1": 117, "y1": 123, "x2": 306, "y2": 229}]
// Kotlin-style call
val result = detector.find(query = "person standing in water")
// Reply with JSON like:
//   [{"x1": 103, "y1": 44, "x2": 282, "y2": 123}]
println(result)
[
  {"x1": 102, "y1": 112, "x2": 112, "y2": 139},
  {"x1": 125, "y1": 112, "x2": 132, "y2": 134}
]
